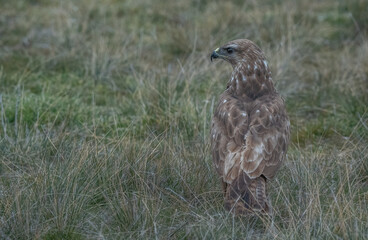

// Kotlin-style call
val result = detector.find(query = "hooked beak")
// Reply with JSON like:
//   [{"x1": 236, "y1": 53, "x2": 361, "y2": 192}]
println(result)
[{"x1": 210, "y1": 48, "x2": 220, "y2": 62}]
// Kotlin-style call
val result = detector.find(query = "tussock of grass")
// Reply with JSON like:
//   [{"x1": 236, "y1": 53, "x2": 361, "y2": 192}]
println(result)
[{"x1": 0, "y1": 0, "x2": 367, "y2": 239}]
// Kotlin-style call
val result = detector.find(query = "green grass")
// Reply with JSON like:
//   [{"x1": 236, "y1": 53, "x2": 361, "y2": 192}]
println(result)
[{"x1": 0, "y1": 0, "x2": 367, "y2": 239}]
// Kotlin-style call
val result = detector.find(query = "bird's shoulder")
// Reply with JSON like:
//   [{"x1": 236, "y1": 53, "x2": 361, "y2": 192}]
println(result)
[{"x1": 212, "y1": 92, "x2": 288, "y2": 130}]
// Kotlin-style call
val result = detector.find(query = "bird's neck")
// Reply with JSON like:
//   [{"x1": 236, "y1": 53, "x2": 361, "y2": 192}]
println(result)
[{"x1": 226, "y1": 61, "x2": 275, "y2": 99}]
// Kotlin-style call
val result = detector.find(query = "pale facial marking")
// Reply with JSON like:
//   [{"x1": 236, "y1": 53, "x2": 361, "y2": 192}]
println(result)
[{"x1": 226, "y1": 44, "x2": 238, "y2": 49}]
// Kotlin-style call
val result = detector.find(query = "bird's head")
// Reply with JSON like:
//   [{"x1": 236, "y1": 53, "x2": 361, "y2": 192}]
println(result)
[{"x1": 210, "y1": 39, "x2": 264, "y2": 68}]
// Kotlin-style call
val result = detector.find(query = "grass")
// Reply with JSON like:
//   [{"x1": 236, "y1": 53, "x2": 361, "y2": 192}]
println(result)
[{"x1": 0, "y1": 0, "x2": 367, "y2": 239}]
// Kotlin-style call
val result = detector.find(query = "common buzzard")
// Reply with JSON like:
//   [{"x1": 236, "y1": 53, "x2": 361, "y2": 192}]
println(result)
[{"x1": 210, "y1": 39, "x2": 290, "y2": 215}]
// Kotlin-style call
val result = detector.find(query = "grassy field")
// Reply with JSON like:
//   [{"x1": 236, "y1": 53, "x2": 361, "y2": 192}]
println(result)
[{"x1": 0, "y1": 0, "x2": 367, "y2": 239}]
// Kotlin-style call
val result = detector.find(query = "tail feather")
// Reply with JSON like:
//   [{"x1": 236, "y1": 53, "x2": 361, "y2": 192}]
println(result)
[{"x1": 224, "y1": 173, "x2": 269, "y2": 215}]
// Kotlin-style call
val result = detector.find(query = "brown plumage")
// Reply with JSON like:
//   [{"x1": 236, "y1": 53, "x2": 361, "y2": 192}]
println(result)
[{"x1": 210, "y1": 39, "x2": 290, "y2": 215}]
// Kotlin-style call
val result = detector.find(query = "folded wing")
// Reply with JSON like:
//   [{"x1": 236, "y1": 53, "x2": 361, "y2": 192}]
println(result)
[{"x1": 211, "y1": 94, "x2": 290, "y2": 184}]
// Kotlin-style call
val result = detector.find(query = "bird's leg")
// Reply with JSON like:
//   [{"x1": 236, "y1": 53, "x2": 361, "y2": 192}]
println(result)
[{"x1": 222, "y1": 180, "x2": 228, "y2": 197}]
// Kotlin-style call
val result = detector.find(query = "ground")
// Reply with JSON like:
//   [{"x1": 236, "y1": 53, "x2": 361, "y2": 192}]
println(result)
[{"x1": 0, "y1": 0, "x2": 367, "y2": 239}]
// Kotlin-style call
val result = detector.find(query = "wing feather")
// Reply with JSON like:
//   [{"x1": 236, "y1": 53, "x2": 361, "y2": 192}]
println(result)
[{"x1": 211, "y1": 93, "x2": 290, "y2": 184}]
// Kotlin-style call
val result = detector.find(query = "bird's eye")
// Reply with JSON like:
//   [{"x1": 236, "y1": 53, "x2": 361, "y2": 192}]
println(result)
[{"x1": 226, "y1": 48, "x2": 234, "y2": 54}]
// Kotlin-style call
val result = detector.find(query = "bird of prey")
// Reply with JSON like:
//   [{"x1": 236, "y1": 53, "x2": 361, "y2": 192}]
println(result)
[{"x1": 210, "y1": 39, "x2": 290, "y2": 215}]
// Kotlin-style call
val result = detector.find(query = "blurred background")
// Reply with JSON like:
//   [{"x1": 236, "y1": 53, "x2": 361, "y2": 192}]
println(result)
[{"x1": 0, "y1": 0, "x2": 367, "y2": 239}]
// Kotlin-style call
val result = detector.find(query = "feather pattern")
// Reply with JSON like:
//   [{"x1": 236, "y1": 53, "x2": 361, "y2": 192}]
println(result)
[{"x1": 210, "y1": 39, "x2": 290, "y2": 215}]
